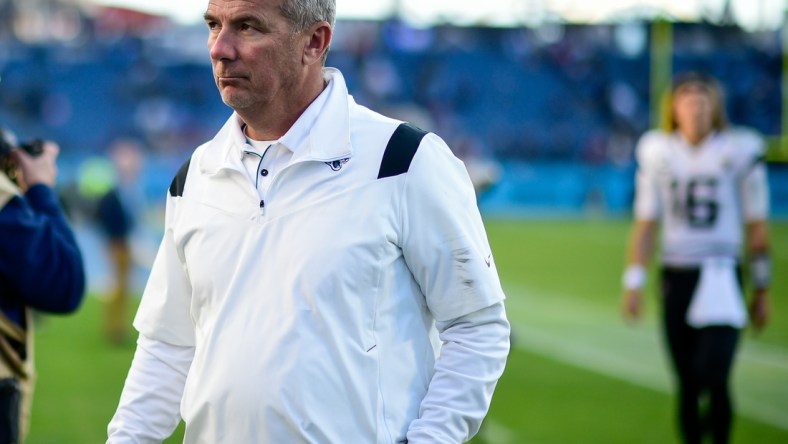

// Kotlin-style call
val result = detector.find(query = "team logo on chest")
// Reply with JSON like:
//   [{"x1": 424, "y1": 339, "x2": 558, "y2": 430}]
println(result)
[{"x1": 325, "y1": 157, "x2": 350, "y2": 172}]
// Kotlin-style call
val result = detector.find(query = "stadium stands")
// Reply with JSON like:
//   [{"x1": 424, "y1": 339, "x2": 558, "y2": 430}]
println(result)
[{"x1": 0, "y1": 15, "x2": 785, "y2": 216}]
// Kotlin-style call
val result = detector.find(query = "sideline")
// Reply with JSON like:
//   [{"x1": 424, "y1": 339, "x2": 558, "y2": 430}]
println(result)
[{"x1": 503, "y1": 283, "x2": 788, "y2": 431}]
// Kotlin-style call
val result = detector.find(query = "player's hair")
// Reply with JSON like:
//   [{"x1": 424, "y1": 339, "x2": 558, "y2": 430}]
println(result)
[
  {"x1": 279, "y1": 0, "x2": 335, "y2": 64},
  {"x1": 659, "y1": 71, "x2": 729, "y2": 132}
]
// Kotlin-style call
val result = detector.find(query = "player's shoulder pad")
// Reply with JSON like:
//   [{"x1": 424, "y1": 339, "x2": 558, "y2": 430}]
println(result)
[
  {"x1": 723, "y1": 127, "x2": 767, "y2": 168},
  {"x1": 725, "y1": 126, "x2": 765, "y2": 152},
  {"x1": 637, "y1": 130, "x2": 670, "y2": 150},
  {"x1": 169, "y1": 157, "x2": 192, "y2": 197},
  {"x1": 377, "y1": 122, "x2": 429, "y2": 179},
  {"x1": 635, "y1": 130, "x2": 670, "y2": 165}
]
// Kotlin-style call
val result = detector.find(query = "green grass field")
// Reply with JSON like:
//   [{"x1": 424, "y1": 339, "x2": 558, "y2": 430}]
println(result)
[{"x1": 25, "y1": 219, "x2": 788, "y2": 443}]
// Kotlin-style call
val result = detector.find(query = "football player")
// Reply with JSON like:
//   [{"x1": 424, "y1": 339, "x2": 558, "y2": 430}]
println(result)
[{"x1": 621, "y1": 72, "x2": 771, "y2": 444}]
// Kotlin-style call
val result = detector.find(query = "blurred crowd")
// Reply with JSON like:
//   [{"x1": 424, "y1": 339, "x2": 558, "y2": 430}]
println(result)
[
  {"x1": 0, "y1": 2, "x2": 784, "y2": 267},
  {"x1": 0, "y1": 3, "x2": 782, "y2": 168}
]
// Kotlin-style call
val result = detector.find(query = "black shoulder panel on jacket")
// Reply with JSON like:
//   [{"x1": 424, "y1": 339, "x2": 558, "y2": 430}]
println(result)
[
  {"x1": 377, "y1": 123, "x2": 428, "y2": 179},
  {"x1": 169, "y1": 157, "x2": 191, "y2": 197}
]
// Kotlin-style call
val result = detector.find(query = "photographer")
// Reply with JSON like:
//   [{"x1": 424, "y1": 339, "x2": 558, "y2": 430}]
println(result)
[{"x1": 0, "y1": 130, "x2": 85, "y2": 444}]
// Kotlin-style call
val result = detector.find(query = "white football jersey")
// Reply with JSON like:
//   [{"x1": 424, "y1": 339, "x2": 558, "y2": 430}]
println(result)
[{"x1": 634, "y1": 128, "x2": 769, "y2": 266}]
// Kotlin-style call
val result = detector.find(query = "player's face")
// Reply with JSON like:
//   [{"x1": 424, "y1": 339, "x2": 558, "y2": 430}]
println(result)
[
  {"x1": 673, "y1": 84, "x2": 714, "y2": 143},
  {"x1": 204, "y1": 0, "x2": 304, "y2": 112}
]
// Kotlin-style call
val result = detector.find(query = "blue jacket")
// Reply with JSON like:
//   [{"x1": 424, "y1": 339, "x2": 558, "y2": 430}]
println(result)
[{"x1": 0, "y1": 183, "x2": 86, "y2": 327}]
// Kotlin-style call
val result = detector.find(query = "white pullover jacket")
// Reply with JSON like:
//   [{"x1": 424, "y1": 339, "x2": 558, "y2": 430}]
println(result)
[{"x1": 108, "y1": 69, "x2": 509, "y2": 444}]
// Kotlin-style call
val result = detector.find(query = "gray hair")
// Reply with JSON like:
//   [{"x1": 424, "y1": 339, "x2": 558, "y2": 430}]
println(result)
[
  {"x1": 279, "y1": 0, "x2": 336, "y2": 31},
  {"x1": 279, "y1": 0, "x2": 335, "y2": 63}
]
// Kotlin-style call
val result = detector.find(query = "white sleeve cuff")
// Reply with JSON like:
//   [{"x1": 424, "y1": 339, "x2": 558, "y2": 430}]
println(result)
[
  {"x1": 107, "y1": 335, "x2": 194, "y2": 443},
  {"x1": 406, "y1": 301, "x2": 510, "y2": 443}
]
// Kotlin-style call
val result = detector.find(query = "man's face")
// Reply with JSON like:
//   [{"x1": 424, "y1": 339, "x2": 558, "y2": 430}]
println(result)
[
  {"x1": 673, "y1": 84, "x2": 714, "y2": 140},
  {"x1": 204, "y1": 0, "x2": 303, "y2": 112}
]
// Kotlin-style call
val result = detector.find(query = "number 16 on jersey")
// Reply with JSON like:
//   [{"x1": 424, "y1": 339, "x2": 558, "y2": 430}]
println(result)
[{"x1": 671, "y1": 177, "x2": 719, "y2": 228}]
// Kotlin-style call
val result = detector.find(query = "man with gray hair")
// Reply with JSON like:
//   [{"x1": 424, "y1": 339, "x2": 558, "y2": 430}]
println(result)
[{"x1": 107, "y1": 0, "x2": 509, "y2": 442}]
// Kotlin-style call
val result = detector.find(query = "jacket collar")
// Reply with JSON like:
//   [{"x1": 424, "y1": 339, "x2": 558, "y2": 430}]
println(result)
[{"x1": 200, "y1": 68, "x2": 352, "y2": 176}]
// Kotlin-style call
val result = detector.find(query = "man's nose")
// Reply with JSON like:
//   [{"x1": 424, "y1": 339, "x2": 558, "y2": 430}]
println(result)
[{"x1": 209, "y1": 30, "x2": 237, "y2": 61}]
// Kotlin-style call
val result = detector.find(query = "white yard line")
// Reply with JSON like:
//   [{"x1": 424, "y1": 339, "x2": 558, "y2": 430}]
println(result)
[{"x1": 503, "y1": 283, "x2": 788, "y2": 431}]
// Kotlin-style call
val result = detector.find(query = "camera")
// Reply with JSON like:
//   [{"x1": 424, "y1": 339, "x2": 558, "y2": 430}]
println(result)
[
  {"x1": 0, "y1": 128, "x2": 44, "y2": 181},
  {"x1": 0, "y1": 128, "x2": 43, "y2": 158}
]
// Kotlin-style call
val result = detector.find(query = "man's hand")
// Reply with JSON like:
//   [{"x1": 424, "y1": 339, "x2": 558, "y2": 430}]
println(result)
[
  {"x1": 621, "y1": 289, "x2": 644, "y2": 323},
  {"x1": 11, "y1": 141, "x2": 59, "y2": 190},
  {"x1": 748, "y1": 289, "x2": 770, "y2": 332}
]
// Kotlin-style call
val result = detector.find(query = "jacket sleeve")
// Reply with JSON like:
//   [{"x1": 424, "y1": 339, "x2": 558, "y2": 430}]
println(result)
[
  {"x1": 399, "y1": 133, "x2": 509, "y2": 442},
  {"x1": 406, "y1": 302, "x2": 510, "y2": 443},
  {"x1": 107, "y1": 334, "x2": 194, "y2": 443},
  {"x1": 108, "y1": 169, "x2": 196, "y2": 441},
  {"x1": 0, "y1": 184, "x2": 85, "y2": 313}
]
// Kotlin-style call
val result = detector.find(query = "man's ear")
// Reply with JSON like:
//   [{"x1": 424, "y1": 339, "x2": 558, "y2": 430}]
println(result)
[{"x1": 303, "y1": 21, "x2": 332, "y2": 66}]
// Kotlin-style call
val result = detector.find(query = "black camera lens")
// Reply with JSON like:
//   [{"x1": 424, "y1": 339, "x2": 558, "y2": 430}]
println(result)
[{"x1": 19, "y1": 140, "x2": 44, "y2": 157}]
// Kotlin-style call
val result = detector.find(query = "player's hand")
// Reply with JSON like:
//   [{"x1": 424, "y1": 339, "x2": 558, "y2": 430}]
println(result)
[
  {"x1": 621, "y1": 289, "x2": 643, "y2": 323},
  {"x1": 749, "y1": 289, "x2": 770, "y2": 333},
  {"x1": 11, "y1": 141, "x2": 59, "y2": 190}
]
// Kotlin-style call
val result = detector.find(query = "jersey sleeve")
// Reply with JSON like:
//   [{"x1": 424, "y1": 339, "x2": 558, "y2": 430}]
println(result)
[
  {"x1": 133, "y1": 184, "x2": 195, "y2": 347},
  {"x1": 399, "y1": 133, "x2": 506, "y2": 322},
  {"x1": 735, "y1": 130, "x2": 770, "y2": 222},
  {"x1": 633, "y1": 131, "x2": 665, "y2": 221}
]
